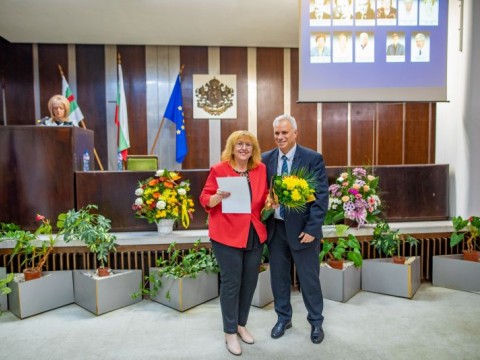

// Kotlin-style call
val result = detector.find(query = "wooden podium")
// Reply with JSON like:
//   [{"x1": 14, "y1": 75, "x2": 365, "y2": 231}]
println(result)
[{"x1": 0, "y1": 126, "x2": 94, "y2": 230}]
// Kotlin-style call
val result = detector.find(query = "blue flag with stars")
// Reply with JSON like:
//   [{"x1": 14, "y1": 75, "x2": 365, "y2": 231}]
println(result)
[{"x1": 164, "y1": 74, "x2": 187, "y2": 163}]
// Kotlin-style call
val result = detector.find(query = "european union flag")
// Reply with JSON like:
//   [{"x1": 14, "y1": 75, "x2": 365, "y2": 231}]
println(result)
[{"x1": 164, "y1": 75, "x2": 187, "y2": 163}]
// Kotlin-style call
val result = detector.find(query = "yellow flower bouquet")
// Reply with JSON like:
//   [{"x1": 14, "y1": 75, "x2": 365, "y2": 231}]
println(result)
[
  {"x1": 132, "y1": 169, "x2": 195, "y2": 228},
  {"x1": 262, "y1": 168, "x2": 317, "y2": 220}
]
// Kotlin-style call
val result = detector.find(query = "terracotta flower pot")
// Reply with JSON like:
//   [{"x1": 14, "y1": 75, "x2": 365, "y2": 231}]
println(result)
[
  {"x1": 327, "y1": 259, "x2": 344, "y2": 270},
  {"x1": 23, "y1": 268, "x2": 42, "y2": 281},
  {"x1": 97, "y1": 267, "x2": 110, "y2": 277},
  {"x1": 392, "y1": 256, "x2": 406, "y2": 264},
  {"x1": 462, "y1": 250, "x2": 480, "y2": 262}
]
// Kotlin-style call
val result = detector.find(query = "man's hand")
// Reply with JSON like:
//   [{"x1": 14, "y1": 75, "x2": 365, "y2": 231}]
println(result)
[{"x1": 299, "y1": 232, "x2": 315, "y2": 243}]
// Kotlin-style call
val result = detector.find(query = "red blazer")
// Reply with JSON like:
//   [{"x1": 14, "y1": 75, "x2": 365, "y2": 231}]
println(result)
[{"x1": 199, "y1": 161, "x2": 268, "y2": 248}]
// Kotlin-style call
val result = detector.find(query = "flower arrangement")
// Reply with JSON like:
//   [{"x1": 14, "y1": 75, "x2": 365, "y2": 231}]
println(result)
[
  {"x1": 324, "y1": 167, "x2": 382, "y2": 227},
  {"x1": 262, "y1": 168, "x2": 317, "y2": 220},
  {"x1": 132, "y1": 169, "x2": 195, "y2": 228}
]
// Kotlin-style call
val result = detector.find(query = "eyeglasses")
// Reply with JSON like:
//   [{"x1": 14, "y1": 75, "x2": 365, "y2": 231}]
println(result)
[{"x1": 235, "y1": 142, "x2": 253, "y2": 149}]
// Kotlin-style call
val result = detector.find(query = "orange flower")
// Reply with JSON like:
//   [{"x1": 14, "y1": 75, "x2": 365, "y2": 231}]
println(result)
[{"x1": 164, "y1": 181, "x2": 174, "y2": 189}]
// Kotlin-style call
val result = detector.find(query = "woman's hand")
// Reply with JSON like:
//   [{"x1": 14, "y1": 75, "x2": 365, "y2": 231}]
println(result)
[{"x1": 209, "y1": 189, "x2": 231, "y2": 207}]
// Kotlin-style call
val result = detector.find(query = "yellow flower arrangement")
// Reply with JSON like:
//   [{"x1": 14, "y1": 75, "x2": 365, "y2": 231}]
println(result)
[
  {"x1": 132, "y1": 169, "x2": 195, "y2": 228},
  {"x1": 262, "y1": 168, "x2": 317, "y2": 220}
]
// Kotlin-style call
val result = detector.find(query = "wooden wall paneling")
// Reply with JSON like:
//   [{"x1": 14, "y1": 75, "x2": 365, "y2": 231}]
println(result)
[
  {"x1": 220, "y1": 47, "x2": 248, "y2": 148},
  {"x1": 256, "y1": 48, "x2": 284, "y2": 151},
  {"x1": 38, "y1": 44, "x2": 68, "y2": 118},
  {"x1": 376, "y1": 103, "x2": 404, "y2": 165},
  {"x1": 429, "y1": 103, "x2": 436, "y2": 163},
  {"x1": 0, "y1": 37, "x2": 6, "y2": 124},
  {"x1": 351, "y1": 103, "x2": 376, "y2": 166},
  {"x1": 321, "y1": 103, "x2": 348, "y2": 166},
  {"x1": 3, "y1": 42, "x2": 34, "y2": 125},
  {"x1": 180, "y1": 46, "x2": 209, "y2": 170},
  {"x1": 76, "y1": 45, "x2": 108, "y2": 169},
  {"x1": 290, "y1": 48, "x2": 317, "y2": 150},
  {"x1": 404, "y1": 102, "x2": 431, "y2": 164},
  {"x1": 117, "y1": 45, "x2": 147, "y2": 155}
]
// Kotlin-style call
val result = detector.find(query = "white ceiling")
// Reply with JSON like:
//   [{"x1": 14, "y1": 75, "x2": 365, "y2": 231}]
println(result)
[{"x1": 0, "y1": 0, "x2": 299, "y2": 48}]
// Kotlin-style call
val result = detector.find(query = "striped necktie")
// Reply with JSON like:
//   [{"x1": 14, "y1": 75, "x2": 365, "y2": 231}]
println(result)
[{"x1": 280, "y1": 155, "x2": 288, "y2": 218}]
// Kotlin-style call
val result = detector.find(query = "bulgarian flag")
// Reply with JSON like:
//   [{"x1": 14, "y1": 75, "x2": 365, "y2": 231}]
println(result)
[
  {"x1": 61, "y1": 76, "x2": 84, "y2": 126},
  {"x1": 115, "y1": 63, "x2": 130, "y2": 160}
]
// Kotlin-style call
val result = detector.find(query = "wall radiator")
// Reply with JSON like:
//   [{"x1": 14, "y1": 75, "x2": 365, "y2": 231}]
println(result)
[{"x1": 0, "y1": 235, "x2": 463, "y2": 282}]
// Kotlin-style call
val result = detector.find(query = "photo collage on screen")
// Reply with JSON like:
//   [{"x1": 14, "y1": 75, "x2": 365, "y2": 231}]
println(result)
[{"x1": 309, "y1": 0, "x2": 439, "y2": 64}]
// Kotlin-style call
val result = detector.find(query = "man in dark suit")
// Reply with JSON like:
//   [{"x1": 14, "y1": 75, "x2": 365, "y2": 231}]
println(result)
[{"x1": 261, "y1": 114, "x2": 329, "y2": 345}]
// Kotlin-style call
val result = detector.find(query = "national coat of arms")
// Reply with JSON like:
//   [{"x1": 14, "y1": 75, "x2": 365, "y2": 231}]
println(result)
[{"x1": 195, "y1": 77, "x2": 234, "y2": 116}]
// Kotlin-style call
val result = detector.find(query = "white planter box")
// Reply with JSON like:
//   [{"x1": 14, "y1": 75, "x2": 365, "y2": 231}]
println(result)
[
  {"x1": 150, "y1": 268, "x2": 218, "y2": 312},
  {"x1": 73, "y1": 269, "x2": 142, "y2": 315},
  {"x1": 320, "y1": 262, "x2": 361, "y2": 302},
  {"x1": 432, "y1": 254, "x2": 480, "y2": 293},
  {"x1": 8, "y1": 270, "x2": 74, "y2": 319},
  {"x1": 252, "y1": 265, "x2": 274, "y2": 308},
  {"x1": 362, "y1": 257, "x2": 421, "y2": 299},
  {"x1": 0, "y1": 267, "x2": 8, "y2": 312}
]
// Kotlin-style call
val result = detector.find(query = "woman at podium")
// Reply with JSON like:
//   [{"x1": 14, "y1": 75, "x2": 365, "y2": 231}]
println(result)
[{"x1": 39, "y1": 95, "x2": 77, "y2": 126}]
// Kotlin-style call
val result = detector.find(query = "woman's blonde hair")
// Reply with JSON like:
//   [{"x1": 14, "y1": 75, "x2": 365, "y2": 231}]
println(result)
[
  {"x1": 221, "y1": 130, "x2": 262, "y2": 170},
  {"x1": 48, "y1": 95, "x2": 70, "y2": 121}
]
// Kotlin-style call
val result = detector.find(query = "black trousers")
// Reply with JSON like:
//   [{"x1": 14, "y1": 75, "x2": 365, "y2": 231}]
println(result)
[
  {"x1": 211, "y1": 240, "x2": 263, "y2": 334},
  {"x1": 268, "y1": 220, "x2": 324, "y2": 326}
]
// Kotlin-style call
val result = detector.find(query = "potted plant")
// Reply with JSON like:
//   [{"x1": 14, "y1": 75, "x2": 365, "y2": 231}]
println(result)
[
  {"x1": 1, "y1": 215, "x2": 58, "y2": 280},
  {"x1": 0, "y1": 271, "x2": 13, "y2": 314},
  {"x1": 0, "y1": 215, "x2": 74, "y2": 319},
  {"x1": 135, "y1": 240, "x2": 219, "y2": 312},
  {"x1": 58, "y1": 204, "x2": 142, "y2": 315},
  {"x1": 363, "y1": 221, "x2": 421, "y2": 298},
  {"x1": 319, "y1": 224, "x2": 363, "y2": 269},
  {"x1": 370, "y1": 221, "x2": 419, "y2": 264},
  {"x1": 449, "y1": 215, "x2": 480, "y2": 261},
  {"x1": 59, "y1": 204, "x2": 117, "y2": 276},
  {"x1": 132, "y1": 169, "x2": 195, "y2": 234},
  {"x1": 319, "y1": 225, "x2": 363, "y2": 302},
  {"x1": 432, "y1": 215, "x2": 480, "y2": 293},
  {"x1": 324, "y1": 167, "x2": 382, "y2": 228}
]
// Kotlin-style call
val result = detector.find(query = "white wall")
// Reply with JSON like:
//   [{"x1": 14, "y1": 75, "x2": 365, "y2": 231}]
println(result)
[{"x1": 436, "y1": 0, "x2": 479, "y2": 218}]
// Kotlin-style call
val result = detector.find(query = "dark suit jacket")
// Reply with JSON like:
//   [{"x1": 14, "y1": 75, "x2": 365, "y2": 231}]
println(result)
[{"x1": 262, "y1": 145, "x2": 329, "y2": 250}]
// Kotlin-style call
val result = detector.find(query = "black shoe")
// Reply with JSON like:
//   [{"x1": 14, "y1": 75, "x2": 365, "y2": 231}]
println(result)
[
  {"x1": 310, "y1": 325, "x2": 324, "y2": 344},
  {"x1": 271, "y1": 320, "x2": 292, "y2": 339}
]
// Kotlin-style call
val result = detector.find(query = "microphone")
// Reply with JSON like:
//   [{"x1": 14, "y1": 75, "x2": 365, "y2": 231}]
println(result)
[{"x1": 36, "y1": 116, "x2": 49, "y2": 125}]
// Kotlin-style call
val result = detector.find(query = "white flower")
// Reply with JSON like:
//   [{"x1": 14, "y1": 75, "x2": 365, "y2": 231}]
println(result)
[
  {"x1": 155, "y1": 170, "x2": 163, "y2": 177},
  {"x1": 135, "y1": 188, "x2": 144, "y2": 196},
  {"x1": 337, "y1": 176, "x2": 345, "y2": 182},
  {"x1": 177, "y1": 188, "x2": 186, "y2": 196},
  {"x1": 134, "y1": 198, "x2": 143, "y2": 206},
  {"x1": 156, "y1": 200, "x2": 166, "y2": 210}
]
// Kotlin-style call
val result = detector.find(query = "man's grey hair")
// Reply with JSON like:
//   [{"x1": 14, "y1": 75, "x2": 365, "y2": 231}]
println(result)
[{"x1": 273, "y1": 114, "x2": 298, "y2": 130}]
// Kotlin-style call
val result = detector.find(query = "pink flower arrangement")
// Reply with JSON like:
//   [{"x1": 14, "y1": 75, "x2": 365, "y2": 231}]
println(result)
[{"x1": 324, "y1": 167, "x2": 382, "y2": 227}]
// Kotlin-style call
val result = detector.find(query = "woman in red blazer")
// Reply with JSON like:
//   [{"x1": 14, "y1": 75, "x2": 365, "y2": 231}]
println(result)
[{"x1": 200, "y1": 130, "x2": 268, "y2": 356}]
